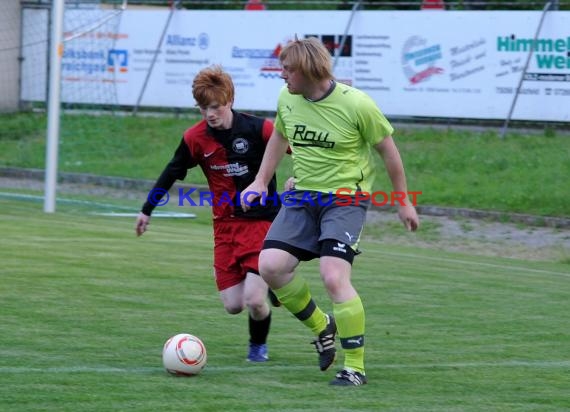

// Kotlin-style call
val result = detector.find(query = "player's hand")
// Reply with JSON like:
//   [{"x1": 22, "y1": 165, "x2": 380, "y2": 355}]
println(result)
[
  {"x1": 398, "y1": 204, "x2": 419, "y2": 232},
  {"x1": 284, "y1": 177, "x2": 296, "y2": 191},
  {"x1": 135, "y1": 212, "x2": 150, "y2": 236},
  {"x1": 240, "y1": 180, "x2": 267, "y2": 212}
]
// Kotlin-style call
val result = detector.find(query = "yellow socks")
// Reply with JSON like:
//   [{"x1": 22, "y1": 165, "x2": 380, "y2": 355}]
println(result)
[
  {"x1": 334, "y1": 296, "x2": 365, "y2": 373},
  {"x1": 273, "y1": 275, "x2": 327, "y2": 335}
]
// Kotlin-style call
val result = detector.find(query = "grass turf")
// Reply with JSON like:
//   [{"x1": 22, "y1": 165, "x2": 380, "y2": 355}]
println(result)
[
  {"x1": 0, "y1": 112, "x2": 569, "y2": 217},
  {"x1": 1, "y1": 195, "x2": 569, "y2": 411}
]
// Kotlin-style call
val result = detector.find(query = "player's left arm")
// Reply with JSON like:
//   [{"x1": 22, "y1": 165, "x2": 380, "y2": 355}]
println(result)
[{"x1": 374, "y1": 136, "x2": 420, "y2": 232}]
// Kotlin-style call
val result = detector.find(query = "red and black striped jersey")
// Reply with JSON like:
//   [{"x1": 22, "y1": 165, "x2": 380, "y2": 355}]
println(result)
[{"x1": 142, "y1": 111, "x2": 280, "y2": 221}]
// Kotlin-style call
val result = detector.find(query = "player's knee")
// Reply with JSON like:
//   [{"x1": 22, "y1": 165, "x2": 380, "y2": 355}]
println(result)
[
  {"x1": 245, "y1": 298, "x2": 268, "y2": 317},
  {"x1": 258, "y1": 249, "x2": 295, "y2": 278},
  {"x1": 258, "y1": 260, "x2": 275, "y2": 279},
  {"x1": 223, "y1": 303, "x2": 244, "y2": 314},
  {"x1": 258, "y1": 257, "x2": 282, "y2": 279},
  {"x1": 319, "y1": 242, "x2": 355, "y2": 295},
  {"x1": 244, "y1": 289, "x2": 266, "y2": 308},
  {"x1": 321, "y1": 272, "x2": 346, "y2": 295}
]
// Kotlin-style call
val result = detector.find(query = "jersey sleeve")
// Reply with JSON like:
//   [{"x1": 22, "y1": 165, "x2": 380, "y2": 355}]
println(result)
[
  {"x1": 261, "y1": 118, "x2": 274, "y2": 144},
  {"x1": 274, "y1": 86, "x2": 288, "y2": 137},
  {"x1": 357, "y1": 94, "x2": 394, "y2": 146},
  {"x1": 141, "y1": 138, "x2": 196, "y2": 216}
]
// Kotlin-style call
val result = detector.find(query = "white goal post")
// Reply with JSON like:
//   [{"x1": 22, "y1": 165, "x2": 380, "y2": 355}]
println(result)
[
  {"x1": 44, "y1": 0, "x2": 64, "y2": 213},
  {"x1": 44, "y1": 0, "x2": 128, "y2": 213}
]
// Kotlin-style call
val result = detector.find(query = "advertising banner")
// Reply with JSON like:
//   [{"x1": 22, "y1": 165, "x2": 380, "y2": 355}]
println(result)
[{"x1": 21, "y1": 9, "x2": 569, "y2": 121}]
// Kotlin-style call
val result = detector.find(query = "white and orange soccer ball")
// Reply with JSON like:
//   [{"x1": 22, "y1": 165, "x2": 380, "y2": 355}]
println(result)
[{"x1": 162, "y1": 333, "x2": 207, "y2": 376}]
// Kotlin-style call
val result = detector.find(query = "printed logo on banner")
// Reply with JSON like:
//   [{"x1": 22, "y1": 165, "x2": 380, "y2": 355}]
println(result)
[
  {"x1": 161, "y1": 32, "x2": 211, "y2": 77},
  {"x1": 258, "y1": 43, "x2": 284, "y2": 79},
  {"x1": 108, "y1": 49, "x2": 128, "y2": 73},
  {"x1": 496, "y1": 34, "x2": 570, "y2": 82},
  {"x1": 402, "y1": 36, "x2": 444, "y2": 84},
  {"x1": 228, "y1": 43, "x2": 278, "y2": 86},
  {"x1": 230, "y1": 37, "x2": 289, "y2": 80},
  {"x1": 230, "y1": 43, "x2": 279, "y2": 80},
  {"x1": 232, "y1": 35, "x2": 353, "y2": 82},
  {"x1": 165, "y1": 32, "x2": 209, "y2": 49},
  {"x1": 61, "y1": 47, "x2": 107, "y2": 76}
]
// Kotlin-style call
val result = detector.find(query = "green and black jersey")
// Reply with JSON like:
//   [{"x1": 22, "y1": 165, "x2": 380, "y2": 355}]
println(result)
[{"x1": 275, "y1": 81, "x2": 393, "y2": 194}]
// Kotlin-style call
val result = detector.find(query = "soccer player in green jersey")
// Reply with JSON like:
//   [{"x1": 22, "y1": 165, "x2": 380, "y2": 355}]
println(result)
[{"x1": 241, "y1": 37, "x2": 419, "y2": 386}]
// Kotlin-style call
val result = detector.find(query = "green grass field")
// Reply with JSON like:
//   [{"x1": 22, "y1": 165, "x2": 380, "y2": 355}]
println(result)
[
  {"x1": 1, "y1": 112, "x2": 569, "y2": 217},
  {"x1": 1, "y1": 194, "x2": 569, "y2": 411}
]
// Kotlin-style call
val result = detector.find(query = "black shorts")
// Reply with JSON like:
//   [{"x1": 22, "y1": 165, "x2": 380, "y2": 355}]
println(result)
[{"x1": 263, "y1": 190, "x2": 368, "y2": 262}]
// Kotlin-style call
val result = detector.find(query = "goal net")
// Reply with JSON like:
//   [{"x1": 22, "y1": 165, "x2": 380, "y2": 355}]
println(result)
[
  {"x1": 15, "y1": 1, "x2": 148, "y2": 211},
  {"x1": 21, "y1": 0, "x2": 128, "y2": 107}
]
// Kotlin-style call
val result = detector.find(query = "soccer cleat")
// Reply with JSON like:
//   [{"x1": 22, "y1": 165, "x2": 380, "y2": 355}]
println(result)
[
  {"x1": 311, "y1": 313, "x2": 337, "y2": 371},
  {"x1": 330, "y1": 369, "x2": 368, "y2": 386},
  {"x1": 267, "y1": 289, "x2": 282, "y2": 307},
  {"x1": 247, "y1": 343, "x2": 269, "y2": 362}
]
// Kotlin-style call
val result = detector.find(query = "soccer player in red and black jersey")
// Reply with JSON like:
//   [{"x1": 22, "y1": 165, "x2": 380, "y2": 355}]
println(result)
[{"x1": 135, "y1": 65, "x2": 281, "y2": 362}]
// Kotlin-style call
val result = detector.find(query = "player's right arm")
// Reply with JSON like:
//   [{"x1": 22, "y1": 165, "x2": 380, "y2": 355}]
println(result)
[
  {"x1": 135, "y1": 212, "x2": 151, "y2": 237},
  {"x1": 135, "y1": 138, "x2": 195, "y2": 236},
  {"x1": 374, "y1": 136, "x2": 419, "y2": 232},
  {"x1": 241, "y1": 128, "x2": 289, "y2": 211}
]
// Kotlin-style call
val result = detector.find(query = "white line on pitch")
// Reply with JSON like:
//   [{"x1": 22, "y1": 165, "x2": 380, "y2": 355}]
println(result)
[
  {"x1": 0, "y1": 192, "x2": 197, "y2": 218},
  {"x1": 1, "y1": 360, "x2": 569, "y2": 374},
  {"x1": 0, "y1": 192, "x2": 134, "y2": 210}
]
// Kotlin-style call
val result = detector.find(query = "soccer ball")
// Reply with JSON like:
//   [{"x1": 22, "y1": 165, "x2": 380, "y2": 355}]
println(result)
[{"x1": 162, "y1": 333, "x2": 207, "y2": 376}]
